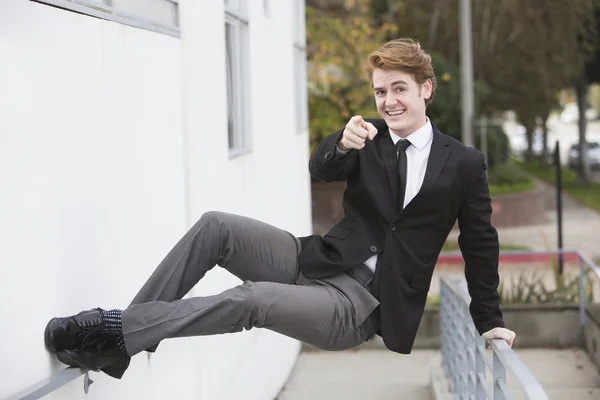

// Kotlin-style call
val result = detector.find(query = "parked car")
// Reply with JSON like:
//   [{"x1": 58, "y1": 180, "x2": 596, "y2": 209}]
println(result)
[{"x1": 568, "y1": 142, "x2": 600, "y2": 170}]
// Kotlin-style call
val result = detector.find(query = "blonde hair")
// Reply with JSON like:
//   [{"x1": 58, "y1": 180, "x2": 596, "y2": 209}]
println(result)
[{"x1": 365, "y1": 38, "x2": 437, "y2": 105}]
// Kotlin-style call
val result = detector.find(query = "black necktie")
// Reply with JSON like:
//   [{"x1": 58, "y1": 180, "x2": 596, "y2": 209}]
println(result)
[{"x1": 396, "y1": 139, "x2": 411, "y2": 210}]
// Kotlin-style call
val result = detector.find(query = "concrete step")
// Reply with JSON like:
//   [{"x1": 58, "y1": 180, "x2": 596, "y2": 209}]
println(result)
[{"x1": 277, "y1": 349, "x2": 440, "y2": 400}]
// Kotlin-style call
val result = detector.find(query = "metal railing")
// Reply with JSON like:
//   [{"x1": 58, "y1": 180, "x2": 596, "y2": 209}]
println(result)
[
  {"x1": 440, "y1": 276, "x2": 549, "y2": 399},
  {"x1": 4, "y1": 367, "x2": 92, "y2": 400},
  {"x1": 439, "y1": 248, "x2": 600, "y2": 399}
]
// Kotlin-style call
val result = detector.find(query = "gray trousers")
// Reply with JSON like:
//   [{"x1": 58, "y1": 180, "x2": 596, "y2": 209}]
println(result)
[{"x1": 121, "y1": 211, "x2": 380, "y2": 356}]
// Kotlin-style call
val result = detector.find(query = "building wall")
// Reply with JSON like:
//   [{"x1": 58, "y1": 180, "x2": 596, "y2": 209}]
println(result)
[{"x1": 0, "y1": 1, "x2": 311, "y2": 399}]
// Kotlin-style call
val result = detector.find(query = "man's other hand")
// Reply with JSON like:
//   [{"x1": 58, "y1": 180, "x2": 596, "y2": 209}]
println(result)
[
  {"x1": 338, "y1": 116, "x2": 378, "y2": 151},
  {"x1": 482, "y1": 327, "x2": 516, "y2": 348}
]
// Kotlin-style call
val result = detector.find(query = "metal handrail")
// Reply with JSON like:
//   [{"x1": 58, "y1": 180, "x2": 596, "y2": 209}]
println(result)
[
  {"x1": 440, "y1": 276, "x2": 549, "y2": 399},
  {"x1": 4, "y1": 367, "x2": 93, "y2": 400}
]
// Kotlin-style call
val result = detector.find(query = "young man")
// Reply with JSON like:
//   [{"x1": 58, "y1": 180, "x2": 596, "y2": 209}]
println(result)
[{"x1": 45, "y1": 38, "x2": 515, "y2": 379}]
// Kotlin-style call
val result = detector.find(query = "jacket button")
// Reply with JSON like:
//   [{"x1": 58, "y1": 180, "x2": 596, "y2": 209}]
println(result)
[
  {"x1": 390, "y1": 225, "x2": 396, "y2": 231},
  {"x1": 370, "y1": 245, "x2": 377, "y2": 253}
]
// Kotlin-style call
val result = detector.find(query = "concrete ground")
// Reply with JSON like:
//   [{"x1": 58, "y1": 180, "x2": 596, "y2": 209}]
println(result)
[
  {"x1": 277, "y1": 349, "x2": 439, "y2": 400},
  {"x1": 506, "y1": 348, "x2": 600, "y2": 399},
  {"x1": 278, "y1": 348, "x2": 600, "y2": 400}
]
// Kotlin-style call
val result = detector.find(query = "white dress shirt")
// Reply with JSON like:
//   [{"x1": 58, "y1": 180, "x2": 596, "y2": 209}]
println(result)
[{"x1": 363, "y1": 118, "x2": 434, "y2": 272}]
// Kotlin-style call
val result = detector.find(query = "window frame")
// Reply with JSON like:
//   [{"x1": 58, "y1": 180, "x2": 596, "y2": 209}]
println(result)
[
  {"x1": 225, "y1": 1, "x2": 252, "y2": 158},
  {"x1": 293, "y1": 0, "x2": 308, "y2": 133},
  {"x1": 31, "y1": 0, "x2": 180, "y2": 37}
]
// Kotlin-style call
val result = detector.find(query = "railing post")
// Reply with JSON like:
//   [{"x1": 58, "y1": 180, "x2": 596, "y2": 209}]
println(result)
[
  {"x1": 475, "y1": 334, "x2": 486, "y2": 399},
  {"x1": 493, "y1": 351, "x2": 507, "y2": 400},
  {"x1": 580, "y1": 254, "x2": 587, "y2": 325},
  {"x1": 467, "y1": 310, "x2": 476, "y2": 399},
  {"x1": 457, "y1": 283, "x2": 469, "y2": 399}
]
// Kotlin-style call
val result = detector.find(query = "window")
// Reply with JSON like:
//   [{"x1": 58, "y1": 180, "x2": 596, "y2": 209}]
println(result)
[
  {"x1": 225, "y1": 0, "x2": 251, "y2": 155},
  {"x1": 293, "y1": 0, "x2": 308, "y2": 133},
  {"x1": 31, "y1": 0, "x2": 179, "y2": 37}
]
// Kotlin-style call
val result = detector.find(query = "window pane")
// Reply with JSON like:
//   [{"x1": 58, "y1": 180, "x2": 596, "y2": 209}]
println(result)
[
  {"x1": 116, "y1": 0, "x2": 176, "y2": 26},
  {"x1": 225, "y1": 22, "x2": 237, "y2": 150}
]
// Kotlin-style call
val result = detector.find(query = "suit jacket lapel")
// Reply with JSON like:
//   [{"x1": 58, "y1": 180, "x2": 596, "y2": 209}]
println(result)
[
  {"x1": 419, "y1": 127, "x2": 451, "y2": 192},
  {"x1": 376, "y1": 121, "x2": 452, "y2": 217},
  {"x1": 396, "y1": 126, "x2": 452, "y2": 217},
  {"x1": 377, "y1": 130, "x2": 399, "y2": 207}
]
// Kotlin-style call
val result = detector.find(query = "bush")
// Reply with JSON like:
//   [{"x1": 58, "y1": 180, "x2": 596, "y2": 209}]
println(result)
[
  {"x1": 475, "y1": 123, "x2": 510, "y2": 168},
  {"x1": 488, "y1": 162, "x2": 531, "y2": 186},
  {"x1": 488, "y1": 161, "x2": 535, "y2": 195}
]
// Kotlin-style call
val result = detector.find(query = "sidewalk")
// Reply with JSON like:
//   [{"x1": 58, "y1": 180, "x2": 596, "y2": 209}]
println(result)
[
  {"x1": 277, "y1": 349, "x2": 439, "y2": 400},
  {"x1": 278, "y1": 347, "x2": 600, "y2": 400}
]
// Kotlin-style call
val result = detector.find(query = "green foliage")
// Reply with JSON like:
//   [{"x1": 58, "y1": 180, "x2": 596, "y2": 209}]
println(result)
[
  {"x1": 425, "y1": 53, "x2": 489, "y2": 141},
  {"x1": 498, "y1": 267, "x2": 593, "y2": 305},
  {"x1": 487, "y1": 161, "x2": 534, "y2": 195},
  {"x1": 306, "y1": 2, "x2": 397, "y2": 153},
  {"x1": 475, "y1": 123, "x2": 510, "y2": 168},
  {"x1": 441, "y1": 240, "x2": 529, "y2": 252},
  {"x1": 499, "y1": 233, "x2": 594, "y2": 305}
]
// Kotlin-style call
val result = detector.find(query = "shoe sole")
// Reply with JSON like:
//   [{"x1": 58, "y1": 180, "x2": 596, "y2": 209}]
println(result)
[{"x1": 56, "y1": 351, "x2": 129, "y2": 380}]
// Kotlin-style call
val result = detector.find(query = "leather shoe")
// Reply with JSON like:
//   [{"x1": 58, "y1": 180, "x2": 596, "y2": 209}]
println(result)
[
  {"x1": 45, "y1": 308, "x2": 105, "y2": 353},
  {"x1": 56, "y1": 337, "x2": 130, "y2": 379}
]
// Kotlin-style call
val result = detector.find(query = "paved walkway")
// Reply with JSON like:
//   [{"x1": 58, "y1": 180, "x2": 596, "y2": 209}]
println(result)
[
  {"x1": 277, "y1": 349, "x2": 438, "y2": 400},
  {"x1": 278, "y1": 348, "x2": 600, "y2": 400},
  {"x1": 508, "y1": 348, "x2": 600, "y2": 399}
]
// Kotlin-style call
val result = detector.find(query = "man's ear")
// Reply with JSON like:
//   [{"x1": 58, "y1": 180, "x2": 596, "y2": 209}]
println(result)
[{"x1": 422, "y1": 79, "x2": 433, "y2": 101}]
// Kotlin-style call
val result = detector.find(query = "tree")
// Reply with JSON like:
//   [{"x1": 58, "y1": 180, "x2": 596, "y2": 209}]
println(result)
[
  {"x1": 306, "y1": 0, "x2": 397, "y2": 152},
  {"x1": 367, "y1": 0, "x2": 599, "y2": 161}
]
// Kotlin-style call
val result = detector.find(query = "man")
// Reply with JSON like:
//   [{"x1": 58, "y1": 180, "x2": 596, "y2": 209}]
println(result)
[{"x1": 44, "y1": 38, "x2": 515, "y2": 379}]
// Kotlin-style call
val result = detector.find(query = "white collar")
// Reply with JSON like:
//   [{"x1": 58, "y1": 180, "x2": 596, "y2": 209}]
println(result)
[{"x1": 389, "y1": 117, "x2": 433, "y2": 151}]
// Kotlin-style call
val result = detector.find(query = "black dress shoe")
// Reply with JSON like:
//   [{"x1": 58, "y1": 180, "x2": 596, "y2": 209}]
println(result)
[
  {"x1": 56, "y1": 337, "x2": 130, "y2": 379},
  {"x1": 45, "y1": 308, "x2": 106, "y2": 353}
]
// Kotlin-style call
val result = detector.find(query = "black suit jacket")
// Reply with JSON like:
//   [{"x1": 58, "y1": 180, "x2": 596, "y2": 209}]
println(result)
[{"x1": 298, "y1": 119, "x2": 505, "y2": 354}]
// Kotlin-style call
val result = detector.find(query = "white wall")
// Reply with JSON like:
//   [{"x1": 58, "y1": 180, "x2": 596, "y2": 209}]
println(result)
[{"x1": 0, "y1": 1, "x2": 311, "y2": 399}]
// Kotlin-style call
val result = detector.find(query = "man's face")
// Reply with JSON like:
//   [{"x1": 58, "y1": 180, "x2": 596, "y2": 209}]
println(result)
[{"x1": 372, "y1": 68, "x2": 432, "y2": 138}]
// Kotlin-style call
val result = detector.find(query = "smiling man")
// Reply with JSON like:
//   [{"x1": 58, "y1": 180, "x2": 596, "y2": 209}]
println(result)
[
  {"x1": 302, "y1": 37, "x2": 516, "y2": 353},
  {"x1": 44, "y1": 38, "x2": 514, "y2": 380}
]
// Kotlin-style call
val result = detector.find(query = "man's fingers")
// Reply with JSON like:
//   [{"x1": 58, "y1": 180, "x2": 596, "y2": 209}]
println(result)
[
  {"x1": 350, "y1": 115, "x2": 365, "y2": 127},
  {"x1": 342, "y1": 116, "x2": 371, "y2": 150},
  {"x1": 345, "y1": 132, "x2": 366, "y2": 147},
  {"x1": 348, "y1": 123, "x2": 368, "y2": 139},
  {"x1": 482, "y1": 328, "x2": 516, "y2": 348},
  {"x1": 366, "y1": 122, "x2": 378, "y2": 140}
]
